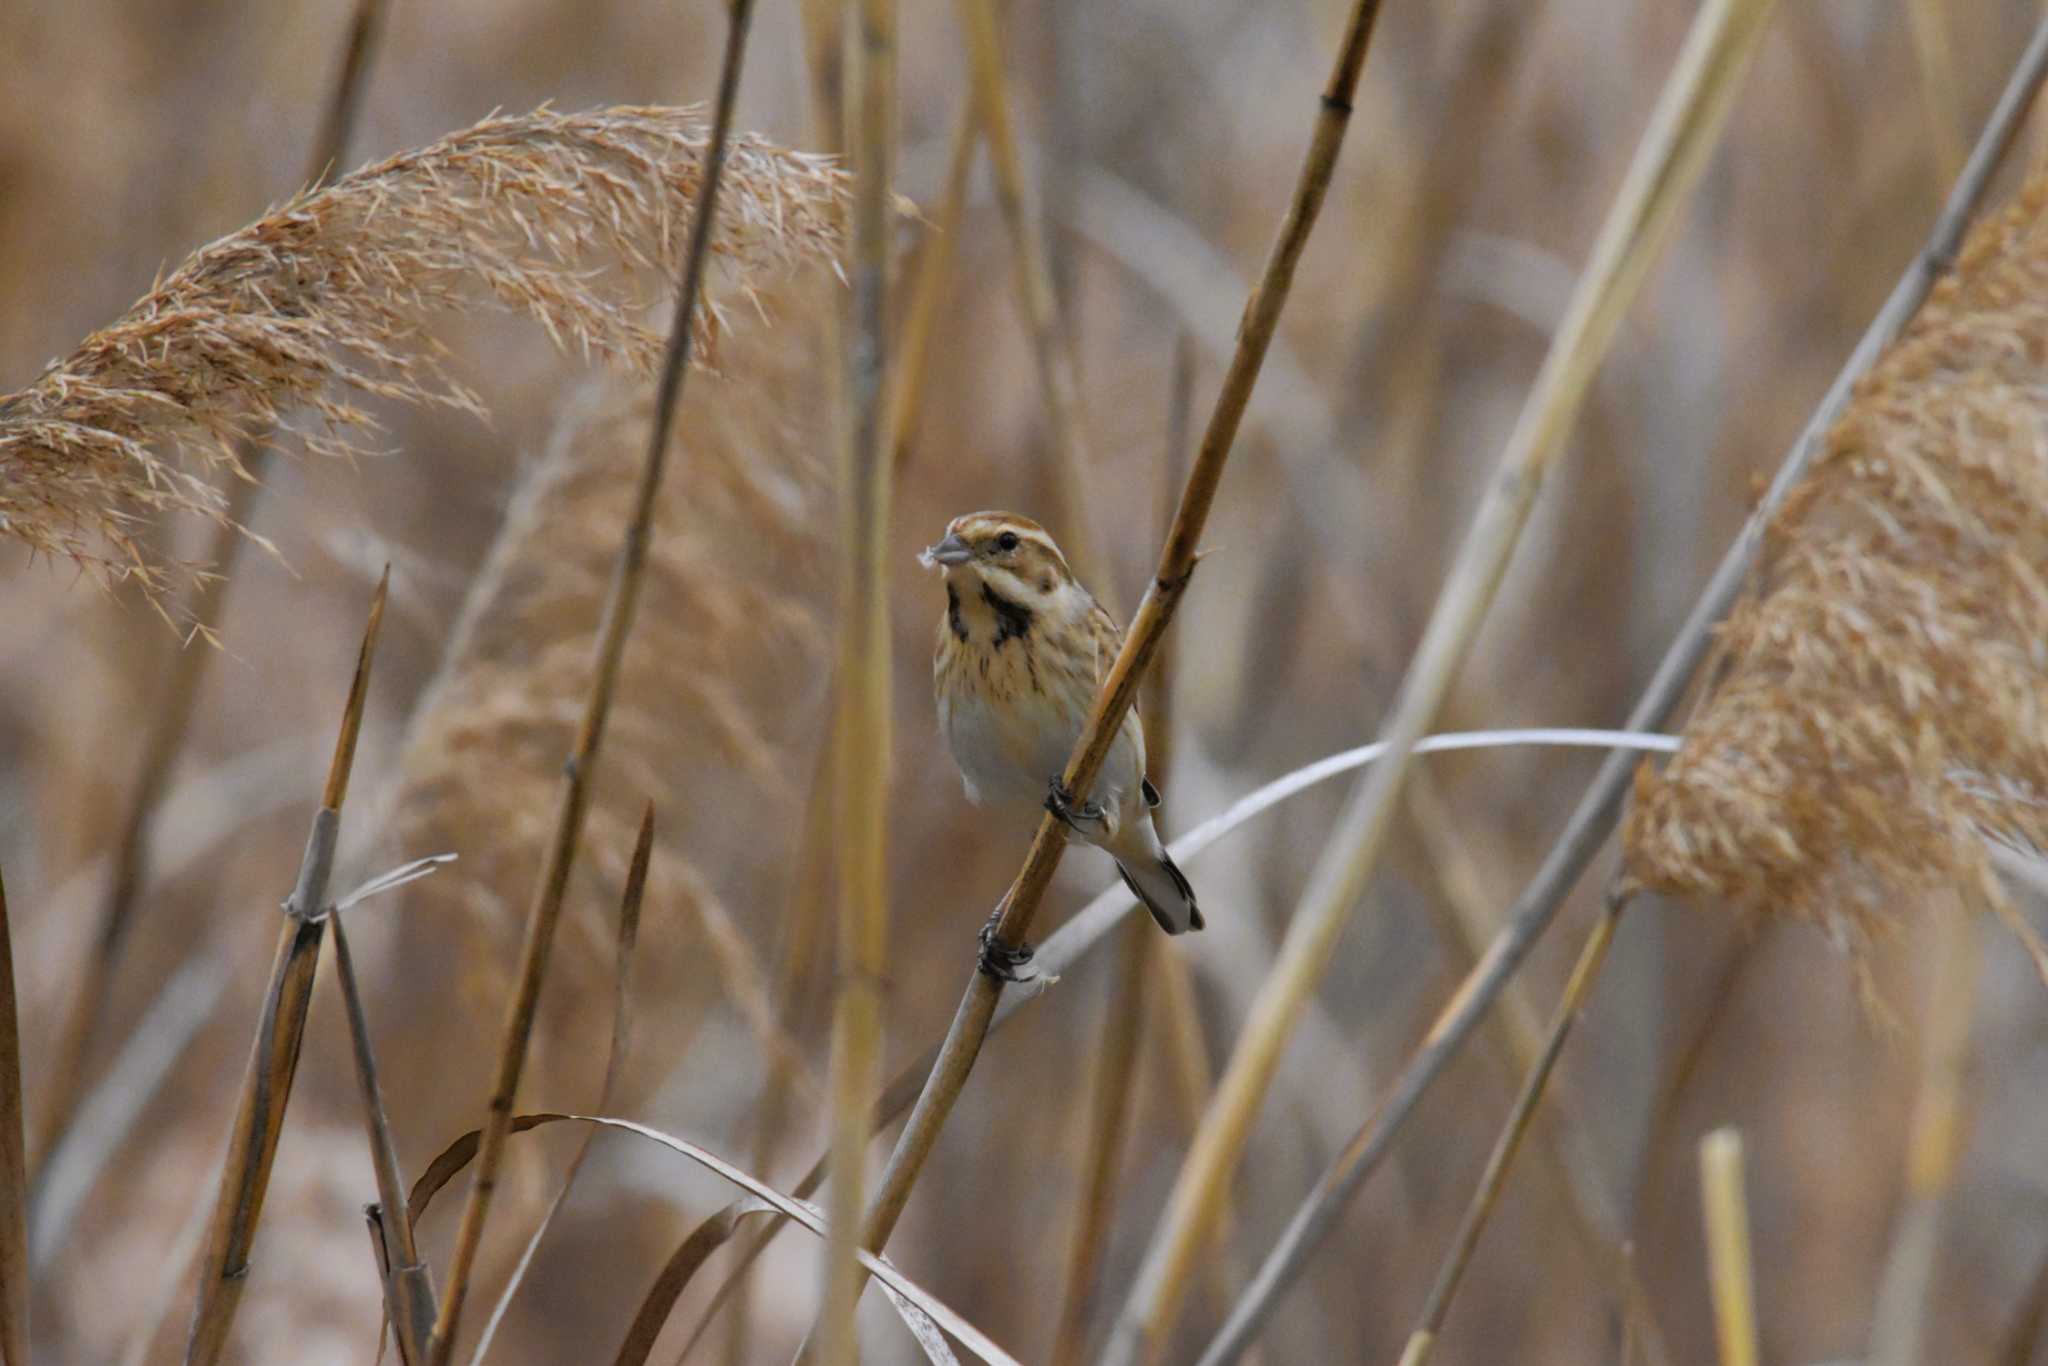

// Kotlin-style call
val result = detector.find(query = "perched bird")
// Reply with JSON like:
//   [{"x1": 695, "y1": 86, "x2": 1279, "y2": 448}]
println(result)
[{"x1": 922, "y1": 511, "x2": 1202, "y2": 962}]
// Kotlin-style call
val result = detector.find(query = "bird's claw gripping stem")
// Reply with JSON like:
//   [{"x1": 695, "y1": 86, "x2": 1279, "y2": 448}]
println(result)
[
  {"x1": 1045, "y1": 775, "x2": 1107, "y2": 835},
  {"x1": 977, "y1": 909, "x2": 1036, "y2": 983}
]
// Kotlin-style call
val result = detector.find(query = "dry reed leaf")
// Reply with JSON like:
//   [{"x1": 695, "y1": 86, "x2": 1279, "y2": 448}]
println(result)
[
  {"x1": 1625, "y1": 170, "x2": 2048, "y2": 973},
  {"x1": 0, "y1": 105, "x2": 844, "y2": 609},
  {"x1": 381, "y1": 269, "x2": 837, "y2": 1099}
]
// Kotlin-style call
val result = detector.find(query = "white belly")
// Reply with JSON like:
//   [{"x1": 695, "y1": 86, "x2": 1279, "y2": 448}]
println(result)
[{"x1": 939, "y1": 687, "x2": 1143, "y2": 828}]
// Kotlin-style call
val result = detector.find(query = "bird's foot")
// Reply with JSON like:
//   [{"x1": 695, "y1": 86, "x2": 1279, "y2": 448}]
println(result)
[
  {"x1": 977, "y1": 914, "x2": 1038, "y2": 984},
  {"x1": 1045, "y1": 776, "x2": 1108, "y2": 836}
]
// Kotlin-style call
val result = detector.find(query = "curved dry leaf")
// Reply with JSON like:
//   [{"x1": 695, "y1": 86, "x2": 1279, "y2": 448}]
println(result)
[{"x1": 402, "y1": 1113, "x2": 1020, "y2": 1366}]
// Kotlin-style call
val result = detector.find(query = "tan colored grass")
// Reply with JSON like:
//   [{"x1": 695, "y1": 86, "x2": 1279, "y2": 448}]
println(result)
[
  {"x1": 0, "y1": 104, "x2": 844, "y2": 609},
  {"x1": 1625, "y1": 170, "x2": 2048, "y2": 969}
]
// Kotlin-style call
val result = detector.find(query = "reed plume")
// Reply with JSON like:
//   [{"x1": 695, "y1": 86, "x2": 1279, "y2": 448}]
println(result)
[
  {"x1": 1625, "y1": 169, "x2": 2048, "y2": 970},
  {"x1": 0, "y1": 105, "x2": 844, "y2": 608}
]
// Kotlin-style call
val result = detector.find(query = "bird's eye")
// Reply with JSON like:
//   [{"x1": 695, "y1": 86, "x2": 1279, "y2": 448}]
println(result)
[{"x1": 996, "y1": 531, "x2": 1020, "y2": 552}]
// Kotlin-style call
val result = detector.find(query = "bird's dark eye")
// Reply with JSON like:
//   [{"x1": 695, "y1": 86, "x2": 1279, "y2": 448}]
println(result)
[{"x1": 995, "y1": 531, "x2": 1020, "y2": 552}]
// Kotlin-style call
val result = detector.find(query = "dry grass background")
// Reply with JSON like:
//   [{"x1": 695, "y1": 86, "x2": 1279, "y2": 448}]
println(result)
[{"x1": 6, "y1": 1, "x2": 2048, "y2": 1364}]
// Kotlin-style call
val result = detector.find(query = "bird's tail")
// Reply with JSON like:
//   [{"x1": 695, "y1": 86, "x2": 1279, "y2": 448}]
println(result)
[{"x1": 1114, "y1": 820, "x2": 1203, "y2": 935}]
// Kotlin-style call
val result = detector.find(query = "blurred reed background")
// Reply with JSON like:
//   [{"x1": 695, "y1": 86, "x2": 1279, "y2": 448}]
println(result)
[{"x1": 3, "y1": 1, "x2": 2048, "y2": 1363}]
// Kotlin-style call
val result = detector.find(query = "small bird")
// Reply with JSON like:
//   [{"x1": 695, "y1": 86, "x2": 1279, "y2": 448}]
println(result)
[{"x1": 922, "y1": 511, "x2": 1202, "y2": 966}]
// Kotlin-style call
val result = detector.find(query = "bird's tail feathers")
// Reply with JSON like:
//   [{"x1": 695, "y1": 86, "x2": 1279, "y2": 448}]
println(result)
[{"x1": 1115, "y1": 838, "x2": 1203, "y2": 935}]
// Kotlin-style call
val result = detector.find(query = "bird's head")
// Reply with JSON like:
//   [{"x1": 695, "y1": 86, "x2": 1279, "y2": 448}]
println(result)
[{"x1": 920, "y1": 511, "x2": 1075, "y2": 610}]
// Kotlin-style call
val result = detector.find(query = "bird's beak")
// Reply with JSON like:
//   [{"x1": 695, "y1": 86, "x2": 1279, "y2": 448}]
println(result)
[{"x1": 919, "y1": 531, "x2": 973, "y2": 569}]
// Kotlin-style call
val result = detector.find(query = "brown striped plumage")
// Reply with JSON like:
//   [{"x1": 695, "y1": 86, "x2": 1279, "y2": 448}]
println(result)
[{"x1": 922, "y1": 511, "x2": 1202, "y2": 934}]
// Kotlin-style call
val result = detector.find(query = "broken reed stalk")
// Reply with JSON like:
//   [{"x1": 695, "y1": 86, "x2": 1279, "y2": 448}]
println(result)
[
  {"x1": 1392, "y1": 890, "x2": 1629, "y2": 1366},
  {"x1": 1699, "y1": 1129, "x2": 1760, "y2": 1366},
  {"x1": 331, "y1": 906, "x2": 437, "y2": 1365},
  {"x1": 425, "y1": 8, "x2": 762, "y2": 1361},
  {"x1": 184, "y1": 570, "x2": 389, "y2": 1366},
  {"x1": 1193, "y1": 24, "x2": 2048, "y2": 1366},
  {"x1": 0, "y1": 873, "x2": 23, "y2": 1366},
  {"x1": 841, "y1": 0, "x2": 1389, "y2": 1304},
  {"x1": 956, "y1": 0, "x2": 1105, "y2": 589},
  {"x1": 1048, "y1": 336, "x2": 1194, "y2": 1366},
  {"x1": 816, "y1": 0, "x2": 897, "y2": 1349},
  {"x1": 1118, "y1": 1, "x2": 1779, "y2": 1356},
  {"x1": 1867, "y1": 911, "x2": 1979, "y2": 1366},
  {"x1": 30, "y1": 0, "x2": 392, "y2": 1183}
]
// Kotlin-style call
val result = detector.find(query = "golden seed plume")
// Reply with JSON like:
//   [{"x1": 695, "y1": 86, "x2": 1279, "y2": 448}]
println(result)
[
  {"x1": 1625, "y1": 171, "x2": 2048, "y2": 978},
  {"x1": 0, "y1": 105, "x2": 845, "y2": 605}
]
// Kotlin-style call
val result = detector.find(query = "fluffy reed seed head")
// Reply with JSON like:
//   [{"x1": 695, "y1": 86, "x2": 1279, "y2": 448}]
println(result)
[
  {"x1": 0, "y1": 104, "x2": 846, "y2": 604},
  {"x1": 1625, "y1": 171, "x2": 2048, "y2": 973}
]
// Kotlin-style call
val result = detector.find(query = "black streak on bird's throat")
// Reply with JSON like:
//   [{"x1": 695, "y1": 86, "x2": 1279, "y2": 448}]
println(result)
[
  {"x1": 983, "y1": 583, "x2": 1034, "y2": 646},
  {"x1": 947, "y1": 582, "x2": 968, "y2": 641}
]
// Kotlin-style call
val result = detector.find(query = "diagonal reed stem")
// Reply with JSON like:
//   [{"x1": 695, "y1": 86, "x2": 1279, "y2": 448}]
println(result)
[
  {"x1": 183, "y1": 569, "x2": 389, "y2": 1366},
  {"x1": 836, "y1": 0, "x2": 1389, "y2": 1315},
  {"x1": 1187, "y1": 18, "x2": 2048, "y2": 1366},
  {"x1": 31, "y1": 0, "x2": 391, "y2": 1187},
  {"x1": 425, "y1": 4, "x2": 760, "y2": 1359},
  {"x1": 1116, "y1": 2, "x2": 1780, "y2": 1357},
  {"x1": 1392, "y1": 890, "x2": 1630, "y2": 1366}
]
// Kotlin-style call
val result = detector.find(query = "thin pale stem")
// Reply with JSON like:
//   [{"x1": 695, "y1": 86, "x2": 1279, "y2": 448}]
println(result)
[
  {"x1": 815, "y1": 0, "x2": 897, "y2": 1352},
  {"x1": 425, "y1": 5, "x2": 759, "y2": 1359},
  {"x1": 1699, "y1": 1130, "x2": 1759, "y2": 1366}
]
